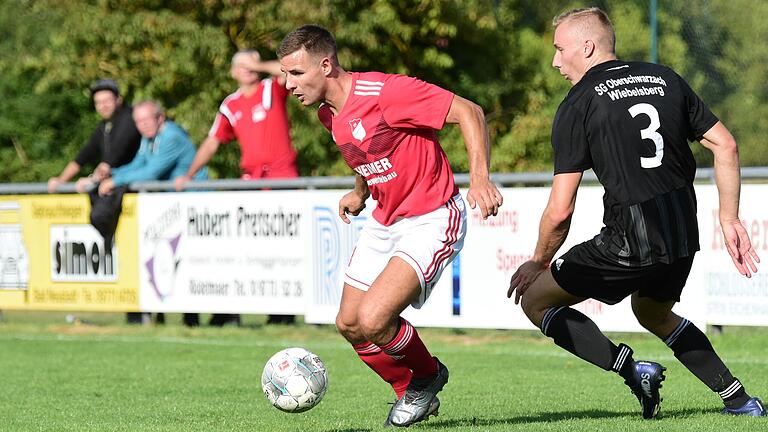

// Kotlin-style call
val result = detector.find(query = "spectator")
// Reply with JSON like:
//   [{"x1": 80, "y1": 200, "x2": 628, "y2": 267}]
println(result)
[
  {"x1": 47, "y1": 78, "x2": 143, "y2": 324},
  {"x1": 95, "y1": 100, "x2": 207, "y2": 327},
  {"x1": 96, "y1": 100, "x2": 207, "y2": 195},
  {"x1": 47, "y1": 79, "x2": 140, "y2": 194},
  {"x1": 175, "y1": 49, "x2": 298, "y2": 326}
]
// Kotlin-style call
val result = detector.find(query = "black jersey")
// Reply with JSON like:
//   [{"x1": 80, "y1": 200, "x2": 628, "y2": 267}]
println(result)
[{"x1": 551, "y1": 60, "x2": 718, "y2": 266}]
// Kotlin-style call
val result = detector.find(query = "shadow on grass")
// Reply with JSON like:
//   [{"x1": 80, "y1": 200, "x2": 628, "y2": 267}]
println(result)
[{"x1": 410, "y1": 406, "x2": 720, "y2": 429}]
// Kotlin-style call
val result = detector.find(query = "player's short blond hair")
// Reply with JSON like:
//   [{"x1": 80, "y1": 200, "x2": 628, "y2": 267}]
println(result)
[{"x1": 553, "y1": 7, "x2": 616, "y2": 54}]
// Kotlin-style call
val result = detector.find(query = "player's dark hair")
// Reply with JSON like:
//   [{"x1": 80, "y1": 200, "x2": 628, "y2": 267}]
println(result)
[{"x1": 278, "y1": 24, "x2": 339, "y2": 64}]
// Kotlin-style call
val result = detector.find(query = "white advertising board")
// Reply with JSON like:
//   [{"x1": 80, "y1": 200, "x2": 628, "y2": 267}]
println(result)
[
  {"x1": 302, "y1": 187, "x2": 707, "y2": 332},
  {"x1": 0, "y1": 224, "x2": 28, "y2": 289},
  {"x1": 138, "y1": 191, "x2": 310, "y2": 314},
  {"x1": 408, "y1": 187, "x2": 703, "y2": 332},
  {"x1": 133, "y1": 184, "x2": 764, "y2": 330},
  {"x1": 700, "y1": 184, "x2": 768, "y2": 325},
  {"x1": 304, "y1": 191, "x2": 371, "y2": 324}
]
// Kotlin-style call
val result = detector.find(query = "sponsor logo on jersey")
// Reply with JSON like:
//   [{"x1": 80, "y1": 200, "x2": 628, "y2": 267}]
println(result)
[
  {"x1": 555, "y1": 258, "x2": 564, "y2": 271},
  {"x1": 353, "y1": 157, "x2": 392, "y2": 176}
]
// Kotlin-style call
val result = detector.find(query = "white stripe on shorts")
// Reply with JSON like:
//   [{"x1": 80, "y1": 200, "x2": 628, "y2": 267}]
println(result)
[{"x1": 423, "y1": 196, "x2": 461, "y2": 283}]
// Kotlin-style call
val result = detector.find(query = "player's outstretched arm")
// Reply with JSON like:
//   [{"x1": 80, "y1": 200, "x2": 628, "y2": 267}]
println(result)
[
  {"x1": 508, "y1": 172, "x2": 581, "y2": 303},
  {"x1": 445, "y1": 95, "x2": 502, "y2": 219},
  {"x1": 700, "y1": 121, "x2": 760, "y2": 277},
  {"x1": 48, "y1": 161, "x2": 82, "y2": 193},
  {"x1": 175, "y1": 136, "x2": 220, "y2": 191},
  {"x1": 338, "y1": 175, "x2": 370, "y2": 224}
]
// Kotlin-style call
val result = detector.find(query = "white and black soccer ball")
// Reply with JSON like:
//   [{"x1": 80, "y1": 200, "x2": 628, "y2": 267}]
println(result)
[{"x1": 261, "y1": 347, "x2": 328, "y2": 413}]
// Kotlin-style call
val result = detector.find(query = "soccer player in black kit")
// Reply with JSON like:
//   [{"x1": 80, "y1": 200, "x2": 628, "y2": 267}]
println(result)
[{"x1": 507, "y1": 7, "x2": 764, "y2": 419}]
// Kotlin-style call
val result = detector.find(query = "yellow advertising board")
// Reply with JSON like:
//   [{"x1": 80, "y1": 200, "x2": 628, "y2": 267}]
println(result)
[{"x1": 0, "y1": 194, "x2": 138, "y2": 311}]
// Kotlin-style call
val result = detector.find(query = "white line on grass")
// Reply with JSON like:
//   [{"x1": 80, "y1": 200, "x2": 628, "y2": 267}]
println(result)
[
  {"x1": 0, "y1": 333, "x2": 347, "y2": 349},
  {"x1": 2, "y1": 333, "x2": 766, "y2": 365}
]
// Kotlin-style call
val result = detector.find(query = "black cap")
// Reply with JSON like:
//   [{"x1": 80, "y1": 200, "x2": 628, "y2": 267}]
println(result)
[{"x1": 90, "y1": 78, "x2": 120, "y2": 98}]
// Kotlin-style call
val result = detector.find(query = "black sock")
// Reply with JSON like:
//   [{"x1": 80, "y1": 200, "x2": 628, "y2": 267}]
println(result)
[
  {"x1": 541, "y1": 307, "x2": 635, "y2": 378},
  {"x1": 665, "y1": 318, "x2": 750, "y2": 408}
]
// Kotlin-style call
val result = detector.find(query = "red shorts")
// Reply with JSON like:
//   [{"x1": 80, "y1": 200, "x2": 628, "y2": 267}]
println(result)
[{"x1": 241, "y1": 160, "x2": 298, "y2": 179}]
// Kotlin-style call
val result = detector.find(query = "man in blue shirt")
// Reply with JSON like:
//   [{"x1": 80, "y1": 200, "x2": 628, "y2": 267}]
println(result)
[
  {"x1": 97, "y1": 100, "x2": 207, "y2": 194},
  {"x1": 95, "y1": 100, "x2": 207, "y2": 327}
]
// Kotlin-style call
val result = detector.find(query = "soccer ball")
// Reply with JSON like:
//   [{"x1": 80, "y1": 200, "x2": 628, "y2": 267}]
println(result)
[{"x1": 261, "y1": 347, "x2": 328, "y2": 413}]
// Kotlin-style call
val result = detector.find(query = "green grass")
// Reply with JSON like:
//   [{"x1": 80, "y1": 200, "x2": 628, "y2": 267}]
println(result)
[{"x1": 0, "y1": 311, "x2": 766, "y2": 431}]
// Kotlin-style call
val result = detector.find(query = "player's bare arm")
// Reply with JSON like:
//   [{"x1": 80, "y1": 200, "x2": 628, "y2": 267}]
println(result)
[
  {"x1": 338, "y1": 174, "x2": 370, "y2": 224},
  {"x1": 508, "y1": 172, "x2": 581, "y2": 303},
  {"x1": 254, "y1": 58, "x2": 288, "y2": 86},
  {"x1": 175, "y1": 136, "x2": 220, "y2": 191},
  {"x1": 48, "y1": 161, "x2": 82, "y2": 193},
  {"x1": 444, "y1": 95, "x2": 502, "y2": 219},
  {"x1": 700, "y1": 121, "x2": 760, "y2": 276}
]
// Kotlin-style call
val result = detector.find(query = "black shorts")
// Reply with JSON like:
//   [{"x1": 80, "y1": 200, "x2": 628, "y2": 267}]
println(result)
[{"x1": 550, "y1": 240, "x2": 695, "y2": 305}]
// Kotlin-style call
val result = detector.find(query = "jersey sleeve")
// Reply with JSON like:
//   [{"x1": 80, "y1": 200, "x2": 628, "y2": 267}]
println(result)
[
  {"x1": 317, "y1": 104, "x2": 333, "y2": 132},
  {"x1": 551, "y1": 100, "x2": 592, "y2": 174},
  {"x1": 74, "y1": 127, "x2": 103, "y2": 166},
  {"x1": 379, "y1": 75, "x2": 454, "y2": 130},
  {"x1": 676, "y1": 73, "x2": 719, "y2": 141},
  {"x1": 208, "y1": 111, "x2": 235, "y2": 144}
]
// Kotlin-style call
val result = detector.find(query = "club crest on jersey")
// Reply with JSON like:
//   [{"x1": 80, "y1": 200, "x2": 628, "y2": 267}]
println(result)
[
  {"x1": 252, "y1": 104, "x2": 266, "y2": 123},
  {"x1": 349, "y1": 118, "x2": 366, "y2": 142}
]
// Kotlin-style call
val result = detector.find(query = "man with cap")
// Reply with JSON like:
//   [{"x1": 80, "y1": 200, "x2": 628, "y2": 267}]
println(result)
[
  {"x1": 47, "y1": 78, "x2": 141, "y2": 193},
  {"x1": 47, "y1": 78, "x2": 143, "y2": 324}
]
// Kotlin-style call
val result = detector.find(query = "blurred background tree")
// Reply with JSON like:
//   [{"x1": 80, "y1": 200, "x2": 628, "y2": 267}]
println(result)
[{"x1": 0, "y1": 0, "x2": 765, "y2": 183}]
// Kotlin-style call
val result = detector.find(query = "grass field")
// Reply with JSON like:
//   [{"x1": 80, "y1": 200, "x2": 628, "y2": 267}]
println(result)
[{"x1": 0, "y1": 311, "x2": 765, "y2": 431}]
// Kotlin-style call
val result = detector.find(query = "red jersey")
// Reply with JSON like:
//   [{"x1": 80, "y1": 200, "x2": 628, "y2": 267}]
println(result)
[
  {"x1": 210, "y1": 78, "x2": 297, "y2": 176},
  {"x1": 319, "y1": 72, "x2": 457, "y2": 226}
]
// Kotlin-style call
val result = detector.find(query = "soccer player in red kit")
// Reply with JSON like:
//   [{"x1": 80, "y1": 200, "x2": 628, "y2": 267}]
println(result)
[
  {"x1": 279, "y1": 25, "x2": 502, "y2": 427},
  {"x1": 175, "y1": 49, "x2": 298, "y2": 184}
]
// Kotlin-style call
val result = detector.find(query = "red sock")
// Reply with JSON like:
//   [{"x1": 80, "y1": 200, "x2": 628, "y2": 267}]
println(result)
[
  {"x1": 353, "y1": 342, "x2": 412, "y2": 398},
  {"x1": 379, "y1": 318, "x2": 438, "y2": 379}
]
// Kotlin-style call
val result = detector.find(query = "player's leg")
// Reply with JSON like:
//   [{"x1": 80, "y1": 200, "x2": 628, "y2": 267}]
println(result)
[
  {"x1": 521, "y1": 263, "x2": 667, "y2": 419},
  {"x1": 632, "y1": 292, "x2": 764, "y2": 416},
  {"x1": 342, "y1": 217, "x2": 417, "y2": 401},
  {"x1": 358, "y1": 256, "x2": 436, "y2": 376},
  {"x1": 365, "y1": 194, "x2": 466, "y2": 427},
  {"x1": 359, "y1": 256, "x2": 445, "y2": 427},
  {"x1": 521, "y1": 270, "x2": 639, "y2": 383},
  {"x1": 335, "y1": 282, "x2": 412, "y2": 399}
]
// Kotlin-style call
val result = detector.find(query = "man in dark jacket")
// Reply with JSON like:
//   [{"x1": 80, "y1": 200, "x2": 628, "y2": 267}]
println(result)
[
  {"x1": 47, "y1": 79, "x2": 141, "y2": 193},
  {"x1": 47, "y1": 79, "x2": 144, "y2": 324}
]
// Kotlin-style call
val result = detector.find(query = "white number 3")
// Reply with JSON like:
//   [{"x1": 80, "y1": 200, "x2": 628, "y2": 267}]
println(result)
[{"x1": 628, "y1": 103, "x2": 664, "y2": 168}]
